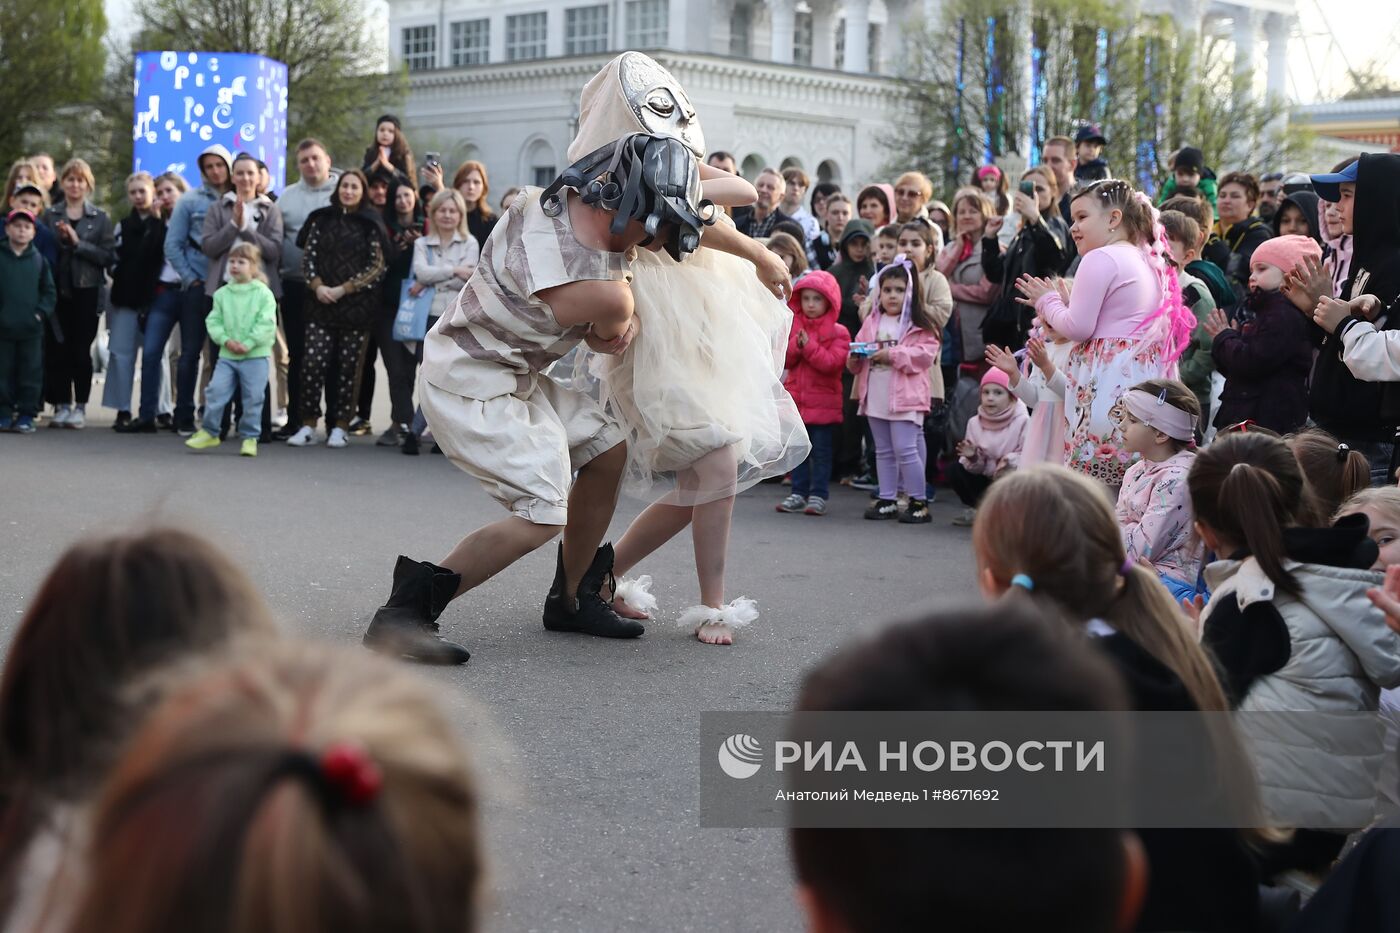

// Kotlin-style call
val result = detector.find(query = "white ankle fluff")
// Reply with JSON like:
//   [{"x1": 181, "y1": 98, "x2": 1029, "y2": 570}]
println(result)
[
  {"x1": 613, "y1": 575, "x2": 658, "y2": 615},
  {"x1": 677, "y1": 598, "x2": 759, "y2": 630}
]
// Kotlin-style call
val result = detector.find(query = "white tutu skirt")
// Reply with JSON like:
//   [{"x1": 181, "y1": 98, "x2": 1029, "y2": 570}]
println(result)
[{"x1": 590, "y1": 245, "x2": 810, "y2": 506}]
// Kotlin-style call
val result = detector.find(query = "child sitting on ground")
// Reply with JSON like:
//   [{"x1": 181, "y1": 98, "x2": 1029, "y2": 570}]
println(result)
[
  {"x1": 1288, "y1": 428, "x2": 1371, "y2": 523},
  {"x1": 778, "y1": 270, "x2": 850, "y2": 517},
  {"x1": 949, "y1": 367, "x2": 1028, "y2": 526},
  {"x1": 1191, "y1": 433, "x2": 1400, "y2": 874},
  {"x1": 185, "y1": 241, "x2": 277, "y2": 457},
  {"x1": 1115, "y1": 379, "x2": 1202, "y2": 602},
  {"x1": 1205, "y1": 234, "x2": 1319, "y2": 436},
  {"x1": 848, "y1": 255, "x2": 940, "y2": 524}
]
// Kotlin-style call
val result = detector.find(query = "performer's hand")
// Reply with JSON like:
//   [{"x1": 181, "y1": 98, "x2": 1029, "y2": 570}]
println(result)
[
  {"x1": 1313, "y1": 296, "x2": 1351, "y2": 334},
  {"x1": 754, "y1": 247, "x2": 791, "y2": 301},
  {"x1": 586, "y1": 317, "x2": 637, "y2": 355}
]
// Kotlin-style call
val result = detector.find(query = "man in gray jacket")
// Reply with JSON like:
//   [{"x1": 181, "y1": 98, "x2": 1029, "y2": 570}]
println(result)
[
  {"x1": 274, "y1": 139, "x2": 338, "y2": 438},
  {"x1": 162, "y1": 143, "x2": 232, "y2": 434}
]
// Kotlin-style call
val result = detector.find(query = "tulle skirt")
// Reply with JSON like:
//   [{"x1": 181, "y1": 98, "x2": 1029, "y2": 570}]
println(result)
[
  {"x1": 1020, "y1": 400, "x2": 1065, "y2": 467},
  {"x1": 589, "y1": 246, "x2": 810, "y2": 506}
]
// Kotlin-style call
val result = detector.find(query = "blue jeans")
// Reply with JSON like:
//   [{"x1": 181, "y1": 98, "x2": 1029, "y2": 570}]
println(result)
[
  {"x1": 791, "y1": 424, "x2": 834, "y2": 500},
  {"x1": 104, "y1": 306, "x2": 171, "y2": 415},
  {"x1": 141, "y1": 286, "x2": 206, "y2": 423},
  {"x1": 202, "y1": 357, "x2": 268, "y2": 439}
]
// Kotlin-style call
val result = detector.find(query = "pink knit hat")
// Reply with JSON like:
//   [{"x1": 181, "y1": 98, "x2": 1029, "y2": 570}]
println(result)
[
  {"x1": 1251, "y1": 234, "x2": 1322, "y2": 276},
  {"x1": 981, "y1": 368, "x2": 1011, "y2": 390}
]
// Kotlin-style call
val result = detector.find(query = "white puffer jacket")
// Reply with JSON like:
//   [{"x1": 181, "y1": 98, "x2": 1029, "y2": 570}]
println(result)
[{"x1": 1204, "y1": 555, "x2": 1400, "y2": 830}]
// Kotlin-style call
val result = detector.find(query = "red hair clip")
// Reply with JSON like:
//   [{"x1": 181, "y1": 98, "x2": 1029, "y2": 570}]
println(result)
[{"x1": 319, "y1": 741, "x2": 383, "y2": 806}]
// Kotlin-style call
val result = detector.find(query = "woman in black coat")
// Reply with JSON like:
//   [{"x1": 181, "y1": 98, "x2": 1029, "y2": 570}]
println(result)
[
  {"x1": 286, "y1": 169, "x2": 388, "y2": 449},
  {"x1": 979, "y1": 166, "x2": 1070, "y2": 350},
  {"x1": 103, "y1": 173, "x2": 171, "y2": 429}
]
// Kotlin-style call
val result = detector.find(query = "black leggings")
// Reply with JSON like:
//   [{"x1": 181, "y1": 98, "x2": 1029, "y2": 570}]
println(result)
[{"x1": 44, "y1": 287, "x2": 100, "y2": 406}]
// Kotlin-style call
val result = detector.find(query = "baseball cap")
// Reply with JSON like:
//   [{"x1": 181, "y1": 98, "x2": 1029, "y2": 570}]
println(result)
[
  {"x1": 4, "y1": 209, "x2": 37, "y2": 227},
  {"x1": 1281, "y1": 172, "x2": 1313, "y2": 194},
  {"x1": 1075, "y1": 123, "x2": 1107, "y2": 145},
  {"x1": 11, "y1": 183, "x2": 45, "y2": 200},
  {"x1": 1309, "y1": 161, "x2": 1360, "y2": 202}
]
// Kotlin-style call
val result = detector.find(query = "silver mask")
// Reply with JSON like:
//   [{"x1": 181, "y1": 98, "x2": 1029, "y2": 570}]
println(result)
[{"x1": 617, "y1": 52, "x2": 705, "y2": 158}]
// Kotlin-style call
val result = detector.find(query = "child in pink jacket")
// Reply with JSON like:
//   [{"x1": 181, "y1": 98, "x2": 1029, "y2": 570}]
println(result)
[
  {"x1": 848, "y1": 255, "x2": 940, "y2": 523},
  {"x1": 949, "y1": 367, "x2": 1029, "y2": 526},
  {"x1": 778, "y1": 271, "x2": 850, "y2": 517}
]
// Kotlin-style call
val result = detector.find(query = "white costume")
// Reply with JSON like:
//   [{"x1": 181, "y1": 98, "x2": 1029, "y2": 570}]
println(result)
[{"x1": 567, "y1": 52, "x2": 809, "y2": 507}]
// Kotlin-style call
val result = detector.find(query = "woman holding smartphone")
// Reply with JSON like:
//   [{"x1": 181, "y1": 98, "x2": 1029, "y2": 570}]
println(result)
[{"x1": 979, "y1": 167, "x2": 1071, "y2": 350}]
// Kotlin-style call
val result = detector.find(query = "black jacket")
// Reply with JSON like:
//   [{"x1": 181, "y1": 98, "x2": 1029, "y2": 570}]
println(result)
[
  {"x1": 109, "y1": 211, "x2": 167, "y2": 310},
  {"x1": 1219, "y1": 216, "x2": 1273, "y2": 305},
  {"x1": 1272, "y1": 190, "x2": 1323, "y2": 245},
  {"x1": 1211, "y1": 289, "x2": 1312, "y2": 434},
  {"x1": 827, "y1": 219, "x2": 875, "y2": 338},
  {"x1": 979, "y1": 213, "x2": 1070, "y2": 349},
  {"x1": 1091, "y1": 631, "x2": 1262, "y2": 933},
  {"x1": 1074, "y1": 159, "x2": 1111, "y2": 184},
  {"x1": 1310, "y1": 153, "x2": 1400, "y2": 439}
]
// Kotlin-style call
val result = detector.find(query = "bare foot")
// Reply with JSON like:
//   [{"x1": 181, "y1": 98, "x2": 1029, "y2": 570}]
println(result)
[
  {"x1": 611, "y1": 596, "x2": 650, "y2": 620},
  {"x1": 695, "y1": 621, "x2": 734, "y2": 645}
]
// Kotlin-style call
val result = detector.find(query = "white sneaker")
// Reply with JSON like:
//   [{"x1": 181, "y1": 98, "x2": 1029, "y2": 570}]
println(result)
[
  {"x1": 286, "y1": 426, "x2": 319, "y2": 447},
  {"x1": 50, "y1": 405, "x2": 72, "y2": 428},
  {"x1": 327, "y1": 427, "x2": 348, "y2": 448},
  {"x1": 271, "y1": 408, "x2": 288, "y2": 429},
  {"x1": 67, "y1": 405, "x2": 86, "y2": 429}
]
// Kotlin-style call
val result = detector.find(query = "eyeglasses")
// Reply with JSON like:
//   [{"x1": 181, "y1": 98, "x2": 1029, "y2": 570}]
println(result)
[{"x1": 895, "y1": 188, "x2": 923, "y2": 198}]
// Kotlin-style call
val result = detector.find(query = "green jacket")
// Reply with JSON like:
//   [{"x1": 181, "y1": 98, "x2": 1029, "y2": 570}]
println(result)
[
  {"x1": 207, "y1": 280, "x2": 277, "y2": 359},
  {"x1": 0, "y1": 243, "x2": 56, "y2": 341},
  {"x1": 1175, "y1": 270, "x2": 1218, "y2": 419},
  {"x1": 1158, "y1": 173, "x2": 1219, "y2": 215}
]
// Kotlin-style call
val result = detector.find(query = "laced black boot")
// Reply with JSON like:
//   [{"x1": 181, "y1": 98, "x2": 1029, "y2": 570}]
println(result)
[
  {"x1": 542, "y1": 543, "x2": 645, "y2": 638},
  {"x1": 362, "y1": 556, "x2": 471, "y2": 664}
]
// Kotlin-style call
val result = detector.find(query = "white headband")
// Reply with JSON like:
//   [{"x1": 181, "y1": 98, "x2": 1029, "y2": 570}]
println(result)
[{"x1": 1122, "y1": 389, "x2": 1196, "y2": 442}]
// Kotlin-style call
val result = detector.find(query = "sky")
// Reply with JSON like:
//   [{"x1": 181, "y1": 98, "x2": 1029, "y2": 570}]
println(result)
[{"x1": 104, "y1": 0, "x2": 1397, "y2": 105}]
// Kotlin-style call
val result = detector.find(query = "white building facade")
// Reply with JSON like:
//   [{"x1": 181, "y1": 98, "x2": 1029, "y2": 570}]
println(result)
[{"x1": 387, "y1": 0, "x2": 1296, "y2": 194}]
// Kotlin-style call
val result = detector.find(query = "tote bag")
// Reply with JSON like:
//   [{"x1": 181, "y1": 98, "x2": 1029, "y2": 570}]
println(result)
[{"x1": 392, "y1": 279, "x2": 435, "y2": 343}]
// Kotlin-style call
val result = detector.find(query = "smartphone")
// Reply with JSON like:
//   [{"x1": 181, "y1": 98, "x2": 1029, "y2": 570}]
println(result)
[
  {"x1": 1019, "y1": 180, "x2": 1036, "y2": 196},
  {"x1": 425, "y1": 151, "x2": 441, "y2": 169}
]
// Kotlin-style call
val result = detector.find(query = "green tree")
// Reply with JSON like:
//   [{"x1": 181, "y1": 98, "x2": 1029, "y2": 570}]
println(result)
[
  {"x1": 0, "y1": 0, "x2": 107, "y2": 171},
  {"x1": 881, "y1": 0, "x2": 1311, "y2": 196},
  {"x1": 130, "y1": 0, "x2": 406, "y2": 181}
]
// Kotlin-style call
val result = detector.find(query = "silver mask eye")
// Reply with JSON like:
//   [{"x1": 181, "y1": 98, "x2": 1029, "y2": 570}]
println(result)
[{"x1": 617, "y1": 52, "x2": 706, "y2": 157}]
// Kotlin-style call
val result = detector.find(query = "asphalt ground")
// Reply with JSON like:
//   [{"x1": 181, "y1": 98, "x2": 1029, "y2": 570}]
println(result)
[{"x1": 1, "y1": 386, "x2": 979, "y2": 932}]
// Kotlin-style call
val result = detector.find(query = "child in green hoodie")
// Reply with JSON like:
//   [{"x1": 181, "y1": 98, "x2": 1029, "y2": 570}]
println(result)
[
  {"x1": 186, "y1": 242, "x2": 277, "y2": 456},
  {"x1": 0, "y1": 210, "x2": 57, "y2": 433}
]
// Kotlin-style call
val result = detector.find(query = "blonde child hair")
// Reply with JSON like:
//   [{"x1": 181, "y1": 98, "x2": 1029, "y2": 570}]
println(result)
[
  {"x1": 68, "y1": 641, "x2": 484, "y2": 933},
  {"x1": 225, "y1": 241, "x2": 269, "y2": 286},
  {"x1": 1337, "y1": 486, "x2": 1400, "y2": 528}
]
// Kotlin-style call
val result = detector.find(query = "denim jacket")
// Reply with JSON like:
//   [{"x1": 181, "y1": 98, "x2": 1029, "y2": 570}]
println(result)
[{"x1": 163, "y1": 185, "x2": 222, "y2": 287}]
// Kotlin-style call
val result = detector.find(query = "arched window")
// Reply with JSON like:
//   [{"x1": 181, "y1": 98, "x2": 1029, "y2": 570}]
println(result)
[
  {"x1": 817, "y1": 159, "x2": 841, "y2": 185},
  {"x1": 521, "y1": 138, "x2": 557, "y2": 188},
  {"x1": 740, "y1": 153, "x2": 765, "y2": 181},
  {"x1": 780, "y1": 156, "x2": 804, "y2": 171}
]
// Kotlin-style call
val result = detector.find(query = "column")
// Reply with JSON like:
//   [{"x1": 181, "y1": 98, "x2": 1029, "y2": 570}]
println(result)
[
  {"x1": 842, "y1": 0, "x2": 869, "y2": 73},
  {"x1": 1265, "y1": 12, "x2": 1290, "y2": 99},
  {"x1": 670, "y1": 0, "x2": 690, "y2": 50},
  {"x1": 811, "y1": 1, "x2": 837, "y2": 68},
  {"x1": 1015, "y1": 0, "x2": 1034, "y2": 158},
  {"x1": 1232, "y1": 7, "x2": 1258, "y2": 78},
  {"x1": 770, "y1": 0, "x2": 796, "y2": 64}
]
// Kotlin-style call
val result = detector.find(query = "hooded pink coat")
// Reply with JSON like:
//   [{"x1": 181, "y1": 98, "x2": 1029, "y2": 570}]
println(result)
[
  {"x1": 784, "y1": 271, "x2": 851, "y2": 425},
  {"x1": 848, "y1": 312, "x2": 940, "y2": 416}
]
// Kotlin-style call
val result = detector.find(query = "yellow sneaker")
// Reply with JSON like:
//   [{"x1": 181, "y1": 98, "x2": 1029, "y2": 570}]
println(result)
[
  {"x1": 185, "y1": 429, "x2": 220, "y2": 450},
  {"x1": 240, "y1": 438, "x2": 258, "y2": 458}
]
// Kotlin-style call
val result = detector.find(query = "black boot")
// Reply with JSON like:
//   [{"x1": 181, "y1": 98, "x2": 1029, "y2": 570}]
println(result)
[
  {"x1": 362, "y1": 556, "x2": 471, "y2": 664},
  {"x1": 542, "y1": 543, "x2": 645, "y2": 638}
]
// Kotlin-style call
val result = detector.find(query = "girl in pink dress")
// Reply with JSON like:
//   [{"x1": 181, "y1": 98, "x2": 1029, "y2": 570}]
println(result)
[{"x1": 1015, "y1": 180, "x2": 1193, "y2": 487}]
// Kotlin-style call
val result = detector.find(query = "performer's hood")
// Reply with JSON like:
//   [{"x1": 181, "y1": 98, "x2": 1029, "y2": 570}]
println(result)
[{"x1": 568, "y1": 52, "x2": 704, "y2": 162}]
